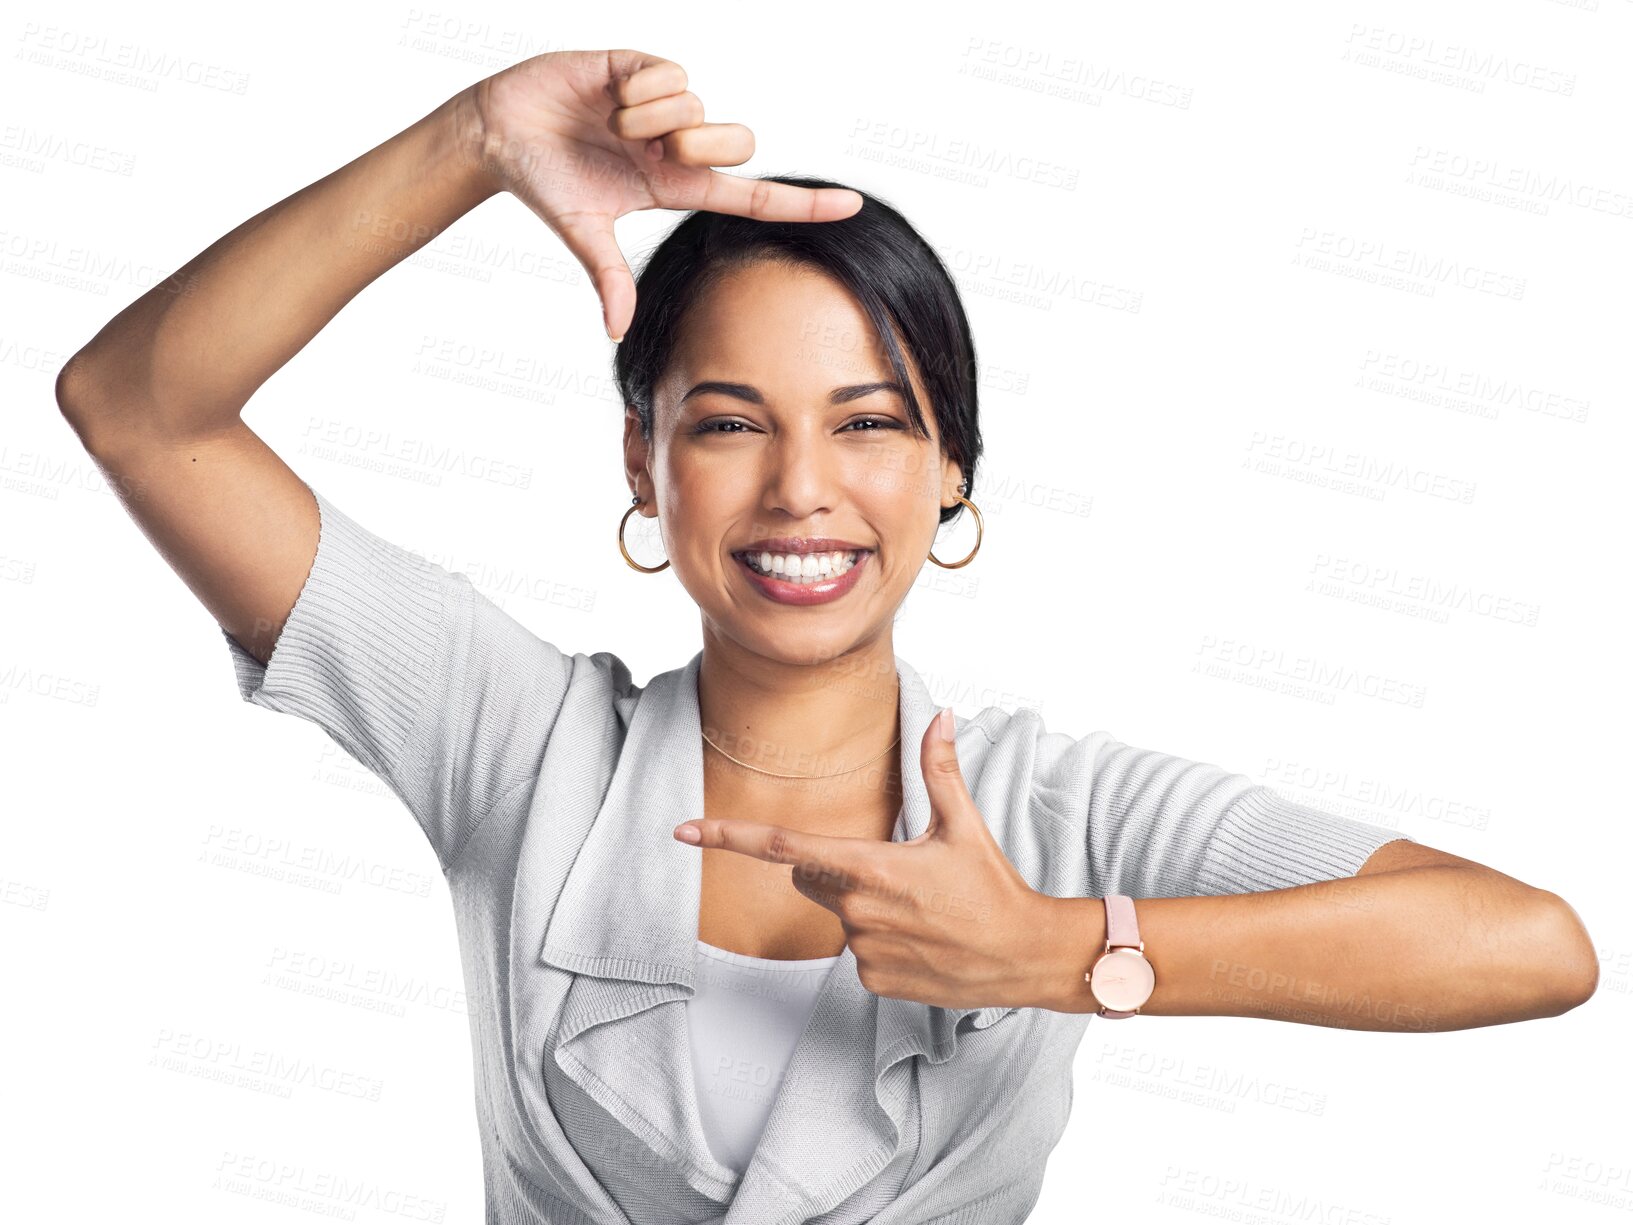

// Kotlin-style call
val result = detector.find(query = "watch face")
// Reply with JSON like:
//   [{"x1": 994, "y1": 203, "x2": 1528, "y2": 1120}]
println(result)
[{"x1": 1090, "y1": 947, "x2": 1155, "y2": 1012}]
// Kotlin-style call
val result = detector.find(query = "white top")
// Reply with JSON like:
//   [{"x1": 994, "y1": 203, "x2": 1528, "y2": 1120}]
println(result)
[
  {"x1": 221, "y1": 482, "x2": 1416, "y2": 1223},
  {"x1": 686, "y1": 938, "x2": 843, "y2": 1175}
]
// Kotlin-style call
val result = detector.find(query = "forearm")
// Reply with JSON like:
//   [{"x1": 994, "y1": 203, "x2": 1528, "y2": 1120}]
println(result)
[
  {"x1": 1035, "y1": 868, "x2": 1596, "y2": 1031},
  {"x1": 58, "y1": 86, "x2": 498, "y2": 449}
]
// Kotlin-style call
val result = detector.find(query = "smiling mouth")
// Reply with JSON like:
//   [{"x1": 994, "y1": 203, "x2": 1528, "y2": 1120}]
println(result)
[{"x1": 731, "y1": 548, "x2": 871, "y2": 585}]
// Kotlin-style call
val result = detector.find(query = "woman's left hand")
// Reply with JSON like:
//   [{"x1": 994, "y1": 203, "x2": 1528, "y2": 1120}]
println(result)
[{"x1": 673, "y1": 709, "x2": 1069, "y2": 1012}]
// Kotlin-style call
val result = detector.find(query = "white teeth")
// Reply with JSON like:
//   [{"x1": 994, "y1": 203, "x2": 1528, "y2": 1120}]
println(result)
[{"x1": 743, "y1": 550, "x2": 862, "y2": 583}]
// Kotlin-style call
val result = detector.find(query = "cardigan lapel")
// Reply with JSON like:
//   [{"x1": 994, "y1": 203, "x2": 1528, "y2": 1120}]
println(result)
[
  {"x1": 530, "y1": 647, "x2": 1012, "y2": 1222},
  {"x1": 534, "y1": 647, "x2": 737, "y2": 1202},
  {"x1": 722, "y1": 654, "x2": 1017, "y2": 1223}
]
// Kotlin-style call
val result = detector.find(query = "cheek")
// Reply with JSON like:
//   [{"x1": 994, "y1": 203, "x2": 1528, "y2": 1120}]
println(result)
[{"x1": 866, "y1": 451, "x2": 939, "y2": 513}]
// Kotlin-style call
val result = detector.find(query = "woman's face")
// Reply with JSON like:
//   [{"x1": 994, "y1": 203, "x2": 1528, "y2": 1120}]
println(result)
[{"x1": 624, "y1": 259, "x2": 965, "y2": 667}]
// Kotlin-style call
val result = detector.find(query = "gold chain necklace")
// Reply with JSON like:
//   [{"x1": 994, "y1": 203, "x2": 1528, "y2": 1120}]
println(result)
[{"x1": 700, "y1": 728, "x2": 901, "y2": 779}]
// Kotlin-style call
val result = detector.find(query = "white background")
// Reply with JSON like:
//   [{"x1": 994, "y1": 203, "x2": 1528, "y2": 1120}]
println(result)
[{"x1": 3, "y1": 1, "x2": 1626, "y2": 1221}]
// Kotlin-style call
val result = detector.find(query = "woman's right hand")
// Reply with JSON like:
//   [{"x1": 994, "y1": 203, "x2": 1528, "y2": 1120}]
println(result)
[{"x1": 463, "y1": 49, "x2": 863, "y2": 341}]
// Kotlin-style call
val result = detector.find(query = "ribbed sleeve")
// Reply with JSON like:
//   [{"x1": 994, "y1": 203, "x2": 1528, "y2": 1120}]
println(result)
[
  {"x1": 1196, "y1": 785, "x2": 1412, "y2": 894},
  {"x1": 221, "y1": 482, "x2": 578, "y2": 872},
  {"x1": 221, "y1": 485, "x2": 447, "y2": 773},
  {"x1": 1086, "y1": 737, "x2": 1412, "y2": 899}
]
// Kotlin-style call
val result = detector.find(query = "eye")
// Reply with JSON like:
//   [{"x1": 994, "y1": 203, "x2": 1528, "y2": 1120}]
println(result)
[{"x1": 693, "y1": 415, "x2": 905, "y2": 435}]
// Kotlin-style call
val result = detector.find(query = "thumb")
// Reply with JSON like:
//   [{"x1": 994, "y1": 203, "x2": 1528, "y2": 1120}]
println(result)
[
  {"x1": 918, "y1": 706, "x2": 982, "y2": 840},
  {"x1": 552, "y1": 211, "x2": 636, "y2": 341}
]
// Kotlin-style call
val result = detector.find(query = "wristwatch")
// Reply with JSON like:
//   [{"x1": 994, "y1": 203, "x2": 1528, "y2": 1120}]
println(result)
[{"x1": 1086, "y1": 894, "x2": 1156, "y2": 1018}]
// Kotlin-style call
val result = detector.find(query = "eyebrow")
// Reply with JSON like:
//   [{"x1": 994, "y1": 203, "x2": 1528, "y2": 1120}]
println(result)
[{"x1": 678, "y1": 380, "x2": 906, "y2": 407}]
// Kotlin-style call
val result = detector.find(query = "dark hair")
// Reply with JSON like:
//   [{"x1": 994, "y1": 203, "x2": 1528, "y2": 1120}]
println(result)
[{"x1": 611, "y1": 174, "x2": 982, "y2": 527}]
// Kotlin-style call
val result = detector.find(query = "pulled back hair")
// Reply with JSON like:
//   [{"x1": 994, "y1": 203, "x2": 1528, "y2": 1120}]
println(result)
[{"x1": 611, "y1": 174, "x2": 982, "y2": 527}]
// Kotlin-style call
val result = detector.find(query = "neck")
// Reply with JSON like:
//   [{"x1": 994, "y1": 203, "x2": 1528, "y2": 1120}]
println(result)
[{"x1": 695, "y1": 628, "x2": 903, "y2": 816}]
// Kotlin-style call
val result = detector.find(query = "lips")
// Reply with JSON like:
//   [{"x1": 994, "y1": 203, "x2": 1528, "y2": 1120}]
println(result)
[{"x1": 732, "y1": 548, "x2": 872, "y2": 606}]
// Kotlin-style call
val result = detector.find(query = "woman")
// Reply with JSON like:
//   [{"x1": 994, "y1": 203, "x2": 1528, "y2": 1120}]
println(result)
[{"x1": 58, "y1": 47, "x2": 1597, "y2": 1225}]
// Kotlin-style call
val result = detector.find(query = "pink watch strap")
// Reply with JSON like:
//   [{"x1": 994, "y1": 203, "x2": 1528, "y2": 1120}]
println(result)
[
  {"x1": 1104, "y1": 893, "x2": 1140, "y2": 950},
  {"x1": 1097, "y1": 893, "x2": 1144, "y2": 1018}
]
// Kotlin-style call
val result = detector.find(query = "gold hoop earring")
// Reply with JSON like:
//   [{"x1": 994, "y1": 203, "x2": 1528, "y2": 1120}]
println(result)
[
  {"x1": 929, "y1": 494, "x2": 983, "y2": 569},
  {"x1": 618, "y1": 495, "x2": 669, "y2": 573}
]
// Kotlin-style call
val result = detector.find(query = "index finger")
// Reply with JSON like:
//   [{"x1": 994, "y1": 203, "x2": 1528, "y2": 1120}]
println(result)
[
  {"x1": 691, "y1": 170, "x2": 865, "y2": 223},
  {"x1": 675, "y1": 818, "x2": 880, "y2": 880}
]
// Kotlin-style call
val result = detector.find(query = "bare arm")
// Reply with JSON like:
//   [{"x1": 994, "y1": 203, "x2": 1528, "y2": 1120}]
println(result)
[
  {"x1": 1035, "y1": 841, "x2": 1600, "y2": 1029},
  {"x1": 54, "y1": 88, "x2": 496, "y2": 668}
]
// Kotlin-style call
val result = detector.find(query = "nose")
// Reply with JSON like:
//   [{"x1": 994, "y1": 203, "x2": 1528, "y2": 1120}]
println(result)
[{"x1": 758, "y1": 428, "x2": 845, "y2": 525}]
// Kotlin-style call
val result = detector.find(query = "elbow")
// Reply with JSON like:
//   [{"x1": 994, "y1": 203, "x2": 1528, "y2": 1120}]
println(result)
[
  {"x1": 1535, "y1": 890, "x2": 1599, "y2": 1015},
  {"x1": 56, "y1": 350, "x2": 130, "y2": 458},
  {"x1": 56, "y1": 350, "x2": 102, "y2": 442}
]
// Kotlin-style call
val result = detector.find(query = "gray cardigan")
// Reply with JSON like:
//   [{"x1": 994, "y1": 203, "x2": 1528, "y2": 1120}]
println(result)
[{"x1": 222, "y1": 483, "x2": 1412, "y2": 1225}]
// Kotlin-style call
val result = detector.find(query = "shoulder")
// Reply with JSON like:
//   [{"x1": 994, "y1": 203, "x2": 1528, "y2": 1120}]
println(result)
[
  {"x1": 558, "y1": 645, "x2": 645, "y2": 722},
  {"x1": 951, "y1": 703, "x2": 1111, "y2": 894},
  {"x1": 954, "y1": 702, "x2": 1116, "y2": 822}
]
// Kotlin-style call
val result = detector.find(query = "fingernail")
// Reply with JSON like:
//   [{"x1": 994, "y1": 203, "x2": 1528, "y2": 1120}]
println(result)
[
  {"x1": 673, "y1": 823, "x2": 701, "y2": 844},
  {"x1": 937, "y1": 706, "x2": 955, "y2": 742},
  {"x1": 646, "y1": 138, "x2": 664, "y2": 160}
]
